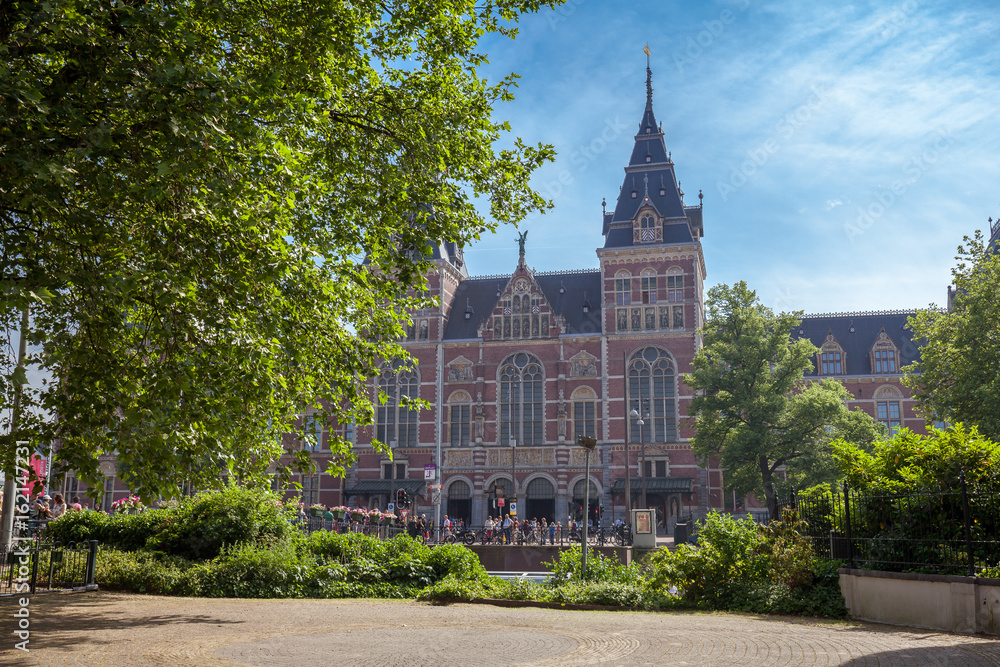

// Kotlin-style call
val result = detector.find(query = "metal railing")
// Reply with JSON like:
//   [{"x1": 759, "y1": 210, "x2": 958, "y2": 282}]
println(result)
[
  {"x1": 785, "y1": 476, "x2": 1000, "y2": 576},
  {"x1": 0, "y1": 540, "x2": 98, "y2": 595}
]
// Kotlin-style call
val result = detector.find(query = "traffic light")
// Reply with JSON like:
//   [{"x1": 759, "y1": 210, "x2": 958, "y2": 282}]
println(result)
[{"x1": 396, "y1": 489, "x2": 409, "y2": 508}]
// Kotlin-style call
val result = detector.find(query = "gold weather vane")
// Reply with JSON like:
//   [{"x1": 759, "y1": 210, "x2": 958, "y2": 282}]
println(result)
[{"x1": 643, "y1": 43, "x2": 651, "y2": 56}]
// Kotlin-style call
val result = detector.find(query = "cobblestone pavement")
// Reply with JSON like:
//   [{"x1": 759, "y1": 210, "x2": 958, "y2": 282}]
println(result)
[{"x1": 1, "y1": 592, "x2": 998, "y2": 666}]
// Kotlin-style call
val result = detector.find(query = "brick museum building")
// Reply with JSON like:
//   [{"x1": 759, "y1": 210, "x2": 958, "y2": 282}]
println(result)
[{"x1": 75, "y1": 65, "x2": 932, "y2": 529}]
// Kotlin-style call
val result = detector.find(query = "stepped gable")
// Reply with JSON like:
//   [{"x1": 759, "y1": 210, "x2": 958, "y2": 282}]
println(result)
[
  {"x1": 442, "y1": 269, "x2": 602, "y2": 340},
  {"x1": 794, "y1": 311, "x2": 919, "y2": 375}
]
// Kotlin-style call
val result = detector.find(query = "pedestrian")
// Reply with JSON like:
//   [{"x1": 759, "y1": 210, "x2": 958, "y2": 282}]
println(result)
[
  {"x1": 539, "y1": 518, "x2": 547, "y2": 544},
  {"x1": 549, "y1": 520, "x2": 557, "y2": 545},
  {"x1": 502, "y1": 514, "x2": 512, "y2": 544},
  {"x1": 443, "y1": 514, "x2": 452, "y2": 539},
  {"x1": 50, "y1": 493, "x2": 67, "y2": 519}
]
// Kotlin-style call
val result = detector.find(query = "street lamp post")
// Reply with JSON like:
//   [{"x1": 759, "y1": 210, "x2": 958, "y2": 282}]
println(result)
[
  {"x1": 577, "y1": 436, "x2": 598, "y2": 579},
  {"x1": 509, "y1": 437, "x2": 516, "y2": 519},
  {"x1": 388, "y1": 440, "x2": 397, "y2": 517},
  {"x1": 630, "y1": 405, "x2": 648, "y2": 510}
]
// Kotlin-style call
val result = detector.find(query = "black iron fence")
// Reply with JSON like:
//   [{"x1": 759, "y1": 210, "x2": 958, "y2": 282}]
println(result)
[
  {"x1": 0, "y1": 540, "x2": 98, "y2": 595},
  {"x1": 785, "y1": 475, "x2": 1000, "y2": 576}
]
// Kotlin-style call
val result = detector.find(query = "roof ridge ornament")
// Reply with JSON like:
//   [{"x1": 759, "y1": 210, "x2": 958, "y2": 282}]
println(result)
[{"x1": 643, "y1": 43, "x2": 652, "y2": 111}]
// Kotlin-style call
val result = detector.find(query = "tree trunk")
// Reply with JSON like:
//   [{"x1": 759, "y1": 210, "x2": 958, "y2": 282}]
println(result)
[{"x1": 759, "y1": 456, "x2": 777, "y2": 519}]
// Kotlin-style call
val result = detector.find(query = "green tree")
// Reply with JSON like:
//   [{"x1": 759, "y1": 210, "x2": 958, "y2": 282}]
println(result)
[
  {"x1": 904, "y1": 228, "x2": 1000, "y2": 440},
  {"x1": 0, "y1": 0, "x2": 559, "y2": 501},
  {"x1": 686, "y1": 282, "x2": 877, "y2": 515},
  {"x1": 831, "y1": 423, "x2": 1000, "y2": 491}
]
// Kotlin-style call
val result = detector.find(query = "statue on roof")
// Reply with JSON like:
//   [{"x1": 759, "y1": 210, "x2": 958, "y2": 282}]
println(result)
[{"x1": 516, "y1": 230, "x2": 528, "y2": 257}]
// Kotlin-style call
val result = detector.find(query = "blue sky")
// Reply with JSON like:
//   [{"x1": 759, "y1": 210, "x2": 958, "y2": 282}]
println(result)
[{"x1": 467, "y1": 0, "x2": 1000, "y2": 314}]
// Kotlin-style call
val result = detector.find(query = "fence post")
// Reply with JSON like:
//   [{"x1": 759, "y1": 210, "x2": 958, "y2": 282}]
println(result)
[
  {"x1": 843, "y1": 480, "x2": 854, "y2": 569},
  {"x1": 960, "y1": 471, "x2": 974, "y2": 577},
  {"x1": 29, "y1": 546, "x2": 39, "y2": 594},
  {"x1": 85, "y1": 540, "x2": 98, "y2": 587}
]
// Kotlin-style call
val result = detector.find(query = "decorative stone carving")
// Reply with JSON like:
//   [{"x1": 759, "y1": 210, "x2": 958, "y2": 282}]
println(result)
[
  {"x1": 873, "y1": 385, "x2": 903, "y2": 398},
  {"x1": 486, "y1": 448, "x2": 554, "y2": 467},
  {"x1": 446, "y1": 450, "x2": 473, "y2": 467},
  {"x1": 569, "y1": 351, "x2": 599, "y2": 377},
  {"x1": 447, "y1": 355, "x2": 474, "y2": 382}
]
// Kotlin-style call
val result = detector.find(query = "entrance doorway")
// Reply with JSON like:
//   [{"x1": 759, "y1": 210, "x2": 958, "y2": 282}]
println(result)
[
  {"x1": 446, "y1": 480, "x2": 471, "y2": 525},
  {"x1": 524, "y1": 478, "x2": 555, "y2": 522}
]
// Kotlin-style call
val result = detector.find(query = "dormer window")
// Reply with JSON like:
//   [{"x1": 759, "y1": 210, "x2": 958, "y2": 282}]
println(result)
[
  {"x1": 639, "y1": 214, "x2": 656, "y2": 242},
  {"x1": 659, "y1": 187, "x2": 666, "y2": 196},
  {"x1": 631, "y1": 190, "x2": 637, "y2": 199},
  {"x1": 818, "y1": 334, "x2": 845, "y2": 375},
  {"x1": 645, "y1": 155, "x2": 652, "y2": 163},
  {"x1": 870, "y1": 329, "x2": 899, "y2": 373}
]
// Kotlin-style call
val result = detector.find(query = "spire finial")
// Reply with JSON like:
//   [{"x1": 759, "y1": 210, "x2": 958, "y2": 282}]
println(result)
[
  {"x1": 643, "y1": 43, "x2": 652, "y2": 107},
  {"x1": 602, "y1": 197, "x2": 606, "y2": 215},
  {"x1": 516, "y1": 229, "x2": 528, "y2": 263}
]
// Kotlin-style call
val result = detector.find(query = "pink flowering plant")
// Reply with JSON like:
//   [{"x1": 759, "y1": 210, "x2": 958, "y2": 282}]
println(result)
[{"x1": 111, "y1": 495, "x2": 145, "y2": 514}]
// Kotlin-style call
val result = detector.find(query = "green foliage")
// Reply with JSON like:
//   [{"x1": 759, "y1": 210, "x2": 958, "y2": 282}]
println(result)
[
  {"x1": 542, "y1": 545, "x2": 640, "y2": 584},
  {"x1": 426, "y1": 542, "x2": 489, "y2": 582},
  {"x1": 47, "y1": 488, "x2": 293, "y2": 559},
  {"x1": 146, "y1": 487, "x2": 294, "y2": 560},
  {"x1": 831, "y1": 423, "x2": 1000, "y2": 490},
  {"x1": 1, "y1": 0, "x2": 559, "y2": 497},
  {"x1": 686, "y1": 281, "x2": 874, "y2": 514},
  {"x1": 905, "y1": 230, "x2": 1000, "y2": 440},
  {"x1": 646, "y1": 511, "x2": 845, "y2": 618}
]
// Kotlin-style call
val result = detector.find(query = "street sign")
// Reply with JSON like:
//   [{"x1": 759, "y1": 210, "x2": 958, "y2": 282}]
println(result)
[
  {"x1": 497, "y1": 498, "x2": 505, "y2": 507},
  {"x1": 424, "y1": 464, "x2": 436, "y2": 480},
  {"x1": 387, "y1": 503, "x2": 395, "y2": 512},
  {"x1": 400, "y1": 510, "x2": 409, "y2": 521},
  {"x1": 429, "y1": 484, "x2": 442, "y2": 490},
  {"x1": 431, "y1": 492, "x2": 441, "y2": 505},
  {"x1": 509, "y1": 501, "x2": 517, "y2": 516}
]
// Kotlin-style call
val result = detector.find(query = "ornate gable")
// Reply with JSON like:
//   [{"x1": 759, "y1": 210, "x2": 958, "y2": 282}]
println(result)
[{"x1": 481, "y1": 239, "x2": 560, "y2": 341}]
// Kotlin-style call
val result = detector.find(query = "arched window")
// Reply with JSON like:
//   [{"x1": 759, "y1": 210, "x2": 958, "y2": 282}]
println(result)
[
  {"x1": 627, "y1": 346, "x2": 676, "y2": 443},
  {"x1": 499, "y1": 353, "x2": 544, "y2": 446},
  {"x1": 818, "y1": 334, "x2": 845, "y2": 375},
  {"x1": 871, "y1": 329, "x2": 898, "y2": 373},
  {"x1": 376, "y1": 362, "x2": 420, "y2": 446},
  {"x1": 449, "y1": 391, "x2": 472, "y2": 447},
  {"x1": 667, "y1": 266, "x2": 684, "y2": 302},
  {"x1": 640, "y1": 214, "x2": 656, "y2": 242}
]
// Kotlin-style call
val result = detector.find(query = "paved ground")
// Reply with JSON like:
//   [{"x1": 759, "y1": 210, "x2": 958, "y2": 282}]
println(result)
[{"x1": 1, "y1": 592, "x2": 998, "y2": 666}]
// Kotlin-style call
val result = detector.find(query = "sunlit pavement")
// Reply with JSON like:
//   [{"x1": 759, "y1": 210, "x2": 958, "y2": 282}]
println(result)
[{"x1": 1, "y1": 592, "x2": 998, "y2": 666}]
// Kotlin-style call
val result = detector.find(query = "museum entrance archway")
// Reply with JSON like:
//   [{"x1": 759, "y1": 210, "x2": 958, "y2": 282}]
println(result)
[
  {"x1": 524, "y1": 478, "x2": 554, "y2": 522},
  {"x1": 446, "y1": 480, "x2": 471, "y2": 525}
]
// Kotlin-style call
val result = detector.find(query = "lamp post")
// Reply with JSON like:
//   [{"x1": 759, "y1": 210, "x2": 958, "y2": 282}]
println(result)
[
  {"x1": 630, "y1": 405, "x2": 648, "y2": 510},
  {"x1": 509, "y1": 436, "x2": 516, "y2": 519},
  {"x1": 388, "y1": 439, "x2": 397, "y2": 517},
  {"x1": 577, "y1": 436, "x2": 598, "y2": 579}
]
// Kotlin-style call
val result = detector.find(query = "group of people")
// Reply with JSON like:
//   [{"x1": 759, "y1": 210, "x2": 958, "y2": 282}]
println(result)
[
  {"x1": 482, "y1": 515, "x2": 564, "y2": 544},
  {"x1": 22, "y1": 492, "x2": 78, "y2": 522}
]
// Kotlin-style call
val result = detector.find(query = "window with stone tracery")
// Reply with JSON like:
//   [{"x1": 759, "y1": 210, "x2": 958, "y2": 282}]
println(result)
[
  {"x1": 627, "y1": 347, "x2": 677, "y2": 443},
  {"x1": 376, "y1": 362, "x2": 419, "y2": 446},
  {"x1": 499, "y1": 353, "x2": 543, "y2": 446}
]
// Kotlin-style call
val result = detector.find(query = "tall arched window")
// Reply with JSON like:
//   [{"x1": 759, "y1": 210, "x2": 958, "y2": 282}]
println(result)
[
  {"x1": 448, "y1": 391, "x2": 472, "y2": 447},
  {"x1": 627, "y1": 346, "x2": 676, "y2": 443},
  {"x1": 499, "y1": 353, "x2": 544, "y2": 446},
  {"x1": 376, "y1": 362, "x2": 419, "y2": 446}
]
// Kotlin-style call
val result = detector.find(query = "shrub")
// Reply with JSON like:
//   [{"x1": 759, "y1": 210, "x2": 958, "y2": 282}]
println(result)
[
  {"x1": 147, "y1": 487, "x2": 293, "y2": 560},
  {"x1": 543, "y1": 545, "x2": 640, "y2": 584},
  {"x1": 45, "y1": 510, "x2": 110, "y2": 545},
  {"x1": 426, "y1": 543, "x2": 488, "y2": 582},
  {"x1": 191, "y1": 539, "x2": 312, "y2": 598}
]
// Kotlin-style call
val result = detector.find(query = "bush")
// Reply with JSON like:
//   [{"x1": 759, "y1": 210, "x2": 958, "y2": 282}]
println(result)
[
  {"x1": 45, "y1": 510, "x2": 110, "y2": 545},
  {"x1": 646, "y1": 510, "x2": 846, "y2": 618},
  {"x1": 147, "y1": 487, "x2": 293, "y2": 560},
  {"x1": 426, "y1": 543, "x2": 488, "y2": 582},
  {"x1": 543, "y1": 545, "x2": 640, "y2": 584}
]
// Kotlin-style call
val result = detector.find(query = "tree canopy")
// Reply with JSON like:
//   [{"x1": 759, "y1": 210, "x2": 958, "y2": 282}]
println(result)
[
  {"x1": 686, "y1": 282, "x2": 880, "y2": 514},
  {"x1": 904, "y1": 228, "x2": 1000, "y2": 440},
  {"x1": 0, "y1": 0, "x2": 559, "y2": 499}
]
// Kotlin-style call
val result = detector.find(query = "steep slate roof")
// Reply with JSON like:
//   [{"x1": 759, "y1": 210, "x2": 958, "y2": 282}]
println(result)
[
  {"x1": 603, "y1": 64, "x2": 702, "y2": 249},
  {"x1": 792, "y1": 311, "x2": 920, "y2": 376},
  {"x1": 442, "y1": 270, "x2": 603, "y2": 340}
]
